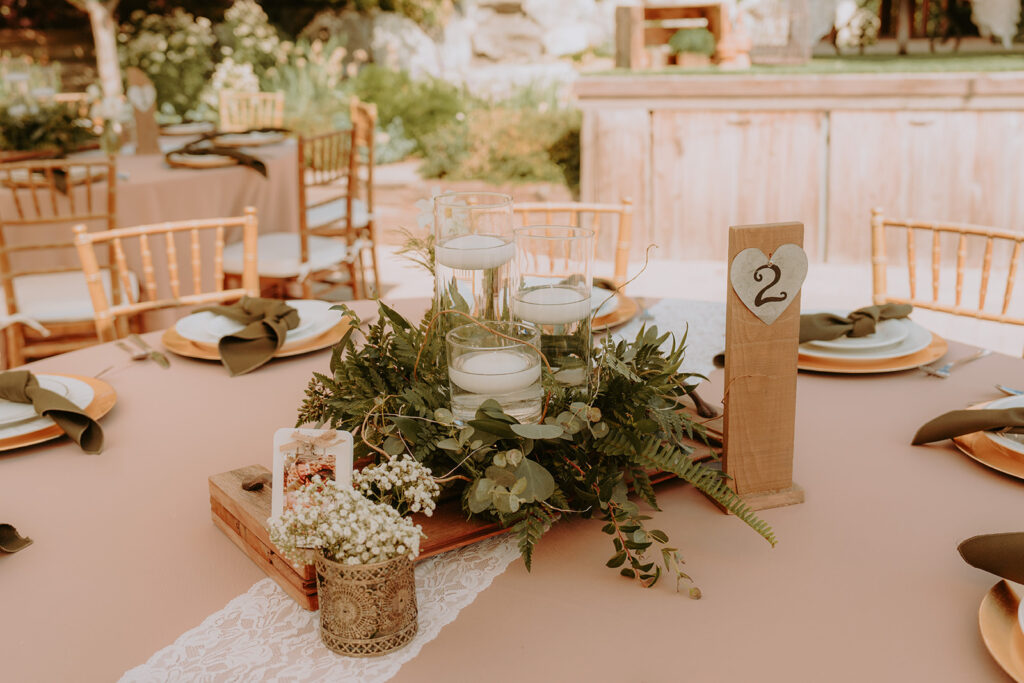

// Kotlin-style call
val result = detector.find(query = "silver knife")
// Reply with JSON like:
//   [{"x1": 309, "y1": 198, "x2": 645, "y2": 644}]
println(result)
[
  {"x1": 996, "y1": 384, "x2": 1024, "y2": 396},
  {"x1": 128, "y1": 333, "x2": 171, "y2": 369}
]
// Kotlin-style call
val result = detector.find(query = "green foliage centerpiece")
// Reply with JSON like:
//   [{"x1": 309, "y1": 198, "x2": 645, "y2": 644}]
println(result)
[{"x1": 298, "y1": 255, "x2": 776, "y2": 591}]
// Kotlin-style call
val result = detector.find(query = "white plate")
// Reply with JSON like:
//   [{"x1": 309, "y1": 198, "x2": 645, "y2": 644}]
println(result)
[
  {"x1": 0, "y1": 375, "x2": 95, "y2": 440},
  {"x1": 981, "y1": 395, "x2": 1024, "y2": 457},
  {"x1": 167, "y1": 152, "x2": 236, "y2": 168},
  {"x1": 0, "y1": 375, "x2": 74, "y2": 427},
  {"x1": 806, "y1": 317, "x2": 909, "y2": 351},
  {"x1": 175, "y1": 300, "x2": 341, "y2": 348},
  {"x1": 798, "y1": 317, "x2": 932, "y2": 361},
  {"x1": 592, "y1": 286, "x2": 619, "y2": 318},
  {"x1": 214, "y1": 131, "x2": 285, "y2": 147}
]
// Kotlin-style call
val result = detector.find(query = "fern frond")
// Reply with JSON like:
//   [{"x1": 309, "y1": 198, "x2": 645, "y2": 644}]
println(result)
[
  {"x1": 513, "y1": 505, "x2": 555, "y2": 571},
  {"x1": 635, "y1": 441, "x2": 776, "y2": 547}
]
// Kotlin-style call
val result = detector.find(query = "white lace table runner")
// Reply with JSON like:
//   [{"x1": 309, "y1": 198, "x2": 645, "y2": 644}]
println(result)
[
  {"x1": 611, "y1": 299, "x2": 725, "y2": 378},
  {"x1": 121, "y1": 536, "x2": 521, "y2": 683},
  {"x1": 123, "y1": 300, "x2": 725, "y2": 682}
]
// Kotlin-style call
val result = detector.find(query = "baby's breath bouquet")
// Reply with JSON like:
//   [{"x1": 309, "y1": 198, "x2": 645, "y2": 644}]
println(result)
[{"x1": 269, "y1": 455, "x2": 439, "y2": 566}]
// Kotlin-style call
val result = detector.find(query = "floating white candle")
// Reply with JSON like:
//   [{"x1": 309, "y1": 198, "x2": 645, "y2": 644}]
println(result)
[
  {"x1": 513, "y1": 285, "x2": 591, "y2": 325},
  {"x1": 448, "y1": 349, "x2": 541, "y2": 395},
  {"x1": 435, "y1": 234, "x2": 514, "y2": 270}
]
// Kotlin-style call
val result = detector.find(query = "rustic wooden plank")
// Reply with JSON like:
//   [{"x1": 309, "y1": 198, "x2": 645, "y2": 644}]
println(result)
[
  {"x1": 579, "y1": 108, "x2": 651, "y2": 261},
  {"x1": 723, "y1": 223, "x2": 804, "y2": 501},
  {"x1": 615, "y1": 5, "x2": 647, "y2": 69},
  {"x1": 650, "y1": 110, "x2": 822, "y2": 261}
]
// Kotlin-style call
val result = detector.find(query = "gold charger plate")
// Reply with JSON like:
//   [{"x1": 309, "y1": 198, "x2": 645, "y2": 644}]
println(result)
[
  {"x1": 951, "y1": 400, "x2": 1024, "y2": 480},
  {"x1": 979, "y1": 581, "x2": 1024, "y2": 682},
  {"x1": 211, "y1": 132, "x2": 286, "y2": 148},
  {"x1": 593, "y1": 294, "x2": 640, "y2": 331},
  {"x1": 166, "y1": 153, "x2": 238, "y2": 170},
  {"x1": 0, "y1": 374, "x2": 117, "y2": 452},
  {"x1": 797, "y1": 333, "x2": 947, "y2": 374},
  {"x1": 161, "y1": 318, "x2": 352, "y2": 362}
]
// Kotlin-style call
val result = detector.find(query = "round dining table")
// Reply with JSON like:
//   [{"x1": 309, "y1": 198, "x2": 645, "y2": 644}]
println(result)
[{"x1": 0, "y1": 297, "x2": 1019, "y2": 682}]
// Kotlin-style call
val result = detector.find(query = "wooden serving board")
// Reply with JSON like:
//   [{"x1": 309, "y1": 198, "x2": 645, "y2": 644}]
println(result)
[{"x1": 210, "y1": 427, "x2": 722, "y2": 610}]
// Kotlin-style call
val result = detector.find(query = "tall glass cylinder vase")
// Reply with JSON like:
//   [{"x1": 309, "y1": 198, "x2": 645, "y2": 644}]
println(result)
[
  {"x1": 433, "y1": 193, "x2": 513, "y2": 330},
  {"x1": 511, "y1": 226, "x2": 594, "y2": 390}
]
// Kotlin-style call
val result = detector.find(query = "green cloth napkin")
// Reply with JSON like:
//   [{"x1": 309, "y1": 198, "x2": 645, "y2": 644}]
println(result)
[
  {"x1": 0, "y1": 370, "x2": 103, "y2": 453},
  {"x1": 195, "y1": 297, "x2": 299, "y2": 376},
  {"x1": 799, "y1": 304, "x2": 913, "y2": 344},
  {"x1": 0, "y1": 523, "x2": 32, "y2": 553},
  {"x1": 959, "y1": 533, "x2": 1024, "y2": 584},
  {"x1": 911, "y1": 408, "x2": 1024, "y2": 445}
]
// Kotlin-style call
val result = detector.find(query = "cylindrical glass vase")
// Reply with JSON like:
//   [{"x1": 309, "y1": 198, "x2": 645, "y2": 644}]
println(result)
[
  {"x1": 511, "y1": 226, "x2": 595, "y2": 389},
  {"x1": 315, "y1": 553, "x2": 418, "y2": 657},
  {"x1": 433, "y1": 192, "x2": 513, "y2": 326},
  {"x1": 446, "y1": 321, "x2": 543, "y2": 424}
]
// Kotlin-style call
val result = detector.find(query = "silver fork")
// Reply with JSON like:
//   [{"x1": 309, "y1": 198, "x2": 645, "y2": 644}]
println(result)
[{"x1": 920, "y1": 348, "x2": 991, "y2": 378}]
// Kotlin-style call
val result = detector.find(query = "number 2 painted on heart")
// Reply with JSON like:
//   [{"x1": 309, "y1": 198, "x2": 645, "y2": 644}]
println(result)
[{"x1": 753, "y1": 264, "x2": 787, "y2": 307}]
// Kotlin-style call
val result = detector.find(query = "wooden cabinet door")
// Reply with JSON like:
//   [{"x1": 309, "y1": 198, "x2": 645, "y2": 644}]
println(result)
[
  {"x1": 649, "y1": 110, "x2": 824, "y2": 261},
  {"x1": 826, "y1": 111, "x2": 1024, "y2": 263}
]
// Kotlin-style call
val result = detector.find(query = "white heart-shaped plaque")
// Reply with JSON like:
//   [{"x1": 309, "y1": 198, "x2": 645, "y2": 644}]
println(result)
[
  {"x1": 127, "y1": 83, "x2": 156, "y2": 112},
  {"x1": 729, "y1": 243, "x2": 808, "y2": 325}
]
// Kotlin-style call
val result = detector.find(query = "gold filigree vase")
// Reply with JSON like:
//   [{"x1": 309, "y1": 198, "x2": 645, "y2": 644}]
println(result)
[{"x1": 315, "y1": 553, "x2": 418, "y2": 657}]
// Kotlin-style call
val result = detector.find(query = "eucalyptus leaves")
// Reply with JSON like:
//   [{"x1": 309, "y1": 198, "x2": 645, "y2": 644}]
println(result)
[{"x1": 297, "y1": 302, "x2": 776, "y2": 591}]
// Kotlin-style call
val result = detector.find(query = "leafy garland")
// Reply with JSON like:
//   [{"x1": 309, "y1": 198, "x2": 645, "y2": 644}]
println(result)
[{"x1": 297, "y1": 298, "x2": 776, "y2": 592}]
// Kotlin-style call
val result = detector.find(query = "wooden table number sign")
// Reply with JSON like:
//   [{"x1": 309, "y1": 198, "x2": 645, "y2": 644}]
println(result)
[
  {"x1": 126, "y1": 67, "x2": 161, "y2": 155},
  {"x1": 722, "y1": 222, "x2": 807, "y2": 510}
]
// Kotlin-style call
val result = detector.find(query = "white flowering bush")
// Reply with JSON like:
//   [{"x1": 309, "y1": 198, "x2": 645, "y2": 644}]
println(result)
[
  {"x1": 199, "y1": 58, "x2": 260, "y2": 113},
  {"x1": 260, "y1": 36, "x2": 357, "y2": 134},
  {"x1": 118, "y1": 9, "x2": 217, "y2": 121},
  {"x1": 352, "y1": 454, "x2": 440, "y2": 517},
  {"x1": 216, "y1": 0, "x2": 282, "y2": 81},
  {"x1": 269, "y1": 476, "x2": 422, "y2": 566}
]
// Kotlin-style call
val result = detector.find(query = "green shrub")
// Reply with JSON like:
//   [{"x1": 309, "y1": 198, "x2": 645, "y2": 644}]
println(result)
[
  {"x1": 419, "y1": 86, "x2": 581, "y2": 193},
  {"x1": 668, "y1": 28, "x2": 715, "y2": 56},
  {"x1": 351, "y1": 64, "x2": 469, "y2": 154}
]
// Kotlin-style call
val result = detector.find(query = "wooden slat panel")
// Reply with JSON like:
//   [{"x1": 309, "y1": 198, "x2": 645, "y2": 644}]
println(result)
[
  {"x1": 164, "y1": 232, "x2": 180, "y2": 298},
  {"x1": 1004, "y1": 242, "x2": 1021, "y2": 315},
  {"x1": 190, "y1": 229, "x2": 202, "y2": 294},
  {"x1": 138, "y1": 233, "x2": 157, "y2": 301},
  {"x1": 955, "y1": 233, "x2": 967, "y2": 306},
  {"x1": 980, "y1": 237, "x2": 994, "y2": 309}
]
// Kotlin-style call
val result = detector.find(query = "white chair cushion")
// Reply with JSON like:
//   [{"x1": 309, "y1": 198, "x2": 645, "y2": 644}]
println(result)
[
  {"x1": 6, "y1": 269, "x2": 140, "y2": 324},
  {"x1": 222, "y1": 232, "x2": 349, "y2": 279},
  {"x1": 307, "y1": 197, "x2": 370, "y2": 230}
]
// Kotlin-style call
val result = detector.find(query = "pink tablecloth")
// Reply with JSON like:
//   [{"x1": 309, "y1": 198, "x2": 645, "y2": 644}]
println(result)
[{"x1": 0, "y1": 298, "x2": 1020, "y2": 681}]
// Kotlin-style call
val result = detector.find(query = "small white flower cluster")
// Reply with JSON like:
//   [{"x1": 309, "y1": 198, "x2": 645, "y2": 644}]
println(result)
[
  {"x1": 269, "y1": 476, "x2": 422, "y2": 567},
  {"x1": 352, "y1": 454, "x2": 441, "y2": 517},
  {"x1": 200, "y1": 58, "x2": 260, "y2": 111}
]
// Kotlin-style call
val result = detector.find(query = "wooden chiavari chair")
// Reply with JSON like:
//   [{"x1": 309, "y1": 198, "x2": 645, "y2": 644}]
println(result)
[
  {"x1": 871, "y1": 207, "x2": 1024, "y2": 327},
  {"x1": 513, "y1": 199, "x2": 634, "y2": 290},
  {"x1": 222, "y1": 98, "x2": 379, "y2": 299},
  {"x1": 73, "y1": 208, "x2": 260, "y2": 342},
  {"x1": 0, "y1": 156, "x2": 128, "y2": 367},
  {"x1": 218, "y1": 91, "x2": 284, "y2": 132}
]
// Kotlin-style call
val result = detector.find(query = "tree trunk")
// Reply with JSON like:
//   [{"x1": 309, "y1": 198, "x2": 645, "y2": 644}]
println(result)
[
  {"x1": 84, "y1": 0, "x2": 123, "y2": 100},
  {"x1": 896, "y1": 0, "x2": 912, "y2": 54}
]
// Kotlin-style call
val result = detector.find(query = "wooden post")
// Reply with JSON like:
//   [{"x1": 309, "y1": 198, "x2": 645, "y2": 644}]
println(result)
[
  {"x1": 722, "y1": 222, "x2": 805, "y2": 510},
  {"x1": 126, "y1": 67, "x2": 160, "y2": 155},
  {"x1": 615, "y1": 5, "x2": 647, "y2": 69}
]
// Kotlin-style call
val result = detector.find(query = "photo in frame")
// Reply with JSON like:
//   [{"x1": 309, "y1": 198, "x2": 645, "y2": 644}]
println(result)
[{"x1": 271, "y1": 428, "x2": 354, "y2": 519}]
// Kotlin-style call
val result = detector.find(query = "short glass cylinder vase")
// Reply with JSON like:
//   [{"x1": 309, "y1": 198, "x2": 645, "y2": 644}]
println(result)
[
  {"x1": 315, "y1": 553, "x2": 418, "y2": 657},
  {"x1": 433, "y1": 192, "x2": 514, "y2": 327},
  {"x1": 446, "y1": 321, "x2": 543, "y2": 424},
  {"x1": 511, "y1": 226, "x2": 595, "y2": 389}
]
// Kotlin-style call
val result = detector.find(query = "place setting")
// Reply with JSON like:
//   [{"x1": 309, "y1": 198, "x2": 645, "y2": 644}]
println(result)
[
  {"x1": 162, "y1": 297, "x2": 351, "y2": 376},
  {"x1": 796, "y1": 303, "x2": 948, "y2": 374},
  {"x1": 0, "y1": 370, "x2": 114, "y2": 454},
  {"x1": 960, "y1": 533, "x2": 1024, "y2": 681}
]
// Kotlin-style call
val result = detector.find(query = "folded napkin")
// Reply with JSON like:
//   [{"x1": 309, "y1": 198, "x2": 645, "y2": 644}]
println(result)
[
  {"x1": 959, "y1": 532, "x2": 1024, "y2": 584},
  {"x1": 911, "y1": 408, "x2": 1024, "y2": 445},
  {"x1": 166, "y1": 144, "x2": 268, "y2": 177},
  {"x1": 0, "y1": 370, "x2": 103, "y2": 453},
  {"x1": 799, "y1": 303, "x2": 913, "y2": 344},
  {"x1": 0, "y1": 523, "x2": 32, "y2": 554},
  {"x1": 194, "y1": 297, "x2": 299, "y2": 376}
]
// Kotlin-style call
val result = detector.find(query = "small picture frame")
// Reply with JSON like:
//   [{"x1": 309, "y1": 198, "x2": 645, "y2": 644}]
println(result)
[{"x1": 271, "y1": 428, "x2": 354, "y2": 519}]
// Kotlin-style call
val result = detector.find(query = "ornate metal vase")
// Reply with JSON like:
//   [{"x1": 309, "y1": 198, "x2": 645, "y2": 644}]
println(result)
[{"x1": 315, "y1": 553, "x2": 418, "y2": 657}]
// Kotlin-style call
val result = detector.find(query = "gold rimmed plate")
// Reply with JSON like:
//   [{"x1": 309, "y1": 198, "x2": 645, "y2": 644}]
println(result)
[
  {"x1": 979, "y1": 581, "x2": 1024, "y2": 682},
  {"x1": 161, "y1": 318, "x2": 352, "y2": 362},
  {"x1": 797, "y1": 332, "x2": 947, "y2": 374},
  {"x1": 0, "y1": 374, "x2": 117, "y2": 452},
  {"x1": 951, "y1": 399, "x2": 1024, "y2": 481},
  {"x1": 166, "y1": 152, "x2": 238, "y2": 170}
]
